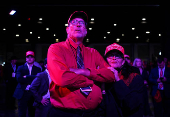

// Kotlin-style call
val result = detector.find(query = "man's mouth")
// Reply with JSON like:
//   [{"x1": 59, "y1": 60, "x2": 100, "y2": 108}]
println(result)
[{"x1": 75, "y1": 30, "x2": 81, "y2": 32}]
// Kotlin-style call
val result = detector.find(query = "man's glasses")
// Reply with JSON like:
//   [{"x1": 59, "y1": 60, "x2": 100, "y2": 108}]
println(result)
[
  {"x1": 26, "y1": 55, "x2": 34, "y2": 58},
  {"x1": 70, "y1": 20, "x2": 86, "y2": 26}
]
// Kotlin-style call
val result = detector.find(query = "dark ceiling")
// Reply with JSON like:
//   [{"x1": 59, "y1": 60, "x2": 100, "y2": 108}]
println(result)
[{"x1": 0, "y1": 2, "x2": 165, "y2": 45}]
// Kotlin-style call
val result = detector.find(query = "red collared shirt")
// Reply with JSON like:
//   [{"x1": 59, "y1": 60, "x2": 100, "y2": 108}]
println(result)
[{"x1": 47, "y1": 38, "x2": 115, "y2": 110}]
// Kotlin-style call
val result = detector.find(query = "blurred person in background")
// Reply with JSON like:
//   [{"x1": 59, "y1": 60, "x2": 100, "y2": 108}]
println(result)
[
  {"x1": 30, "y1": 58, "x2": 51, "y2": 117},
  {"x1": 4, "y1": 56, "x2": 18, "y2": 109},
  {"x1": 149, "y1": 55, "x2": 170, "y2": 117},
  {"x1": 13, "y1": 51, "x2": 41, "y2": 117},
  {"x1": 133, "y1": 58, "x2": 153, "y2": 117}
]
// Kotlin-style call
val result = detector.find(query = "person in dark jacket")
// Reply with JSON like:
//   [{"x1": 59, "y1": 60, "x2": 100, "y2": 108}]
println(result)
[
  {"x1": 4, "y1": 56, "x2": 18, "y2": 109},
  {"x1": 103, "y1": 43, "x2": 144, "y2": 117},
  {"x1": 133, "y1": 58, "x2": 153, "y2": 117},
  {"x1": 30, "y1": 58, "x2": 52, "y2": 117},
  {"x1": 13, "y1": 51, "x2": 41, "y2": 117},
  {"x1": 149, "y1": 55, "x2": 170, "y2": 117}
]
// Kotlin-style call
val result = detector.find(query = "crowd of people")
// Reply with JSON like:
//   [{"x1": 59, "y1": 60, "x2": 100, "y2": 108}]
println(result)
[{"x1": 1, "y1": 11, "x2": 170, "y2": 117}]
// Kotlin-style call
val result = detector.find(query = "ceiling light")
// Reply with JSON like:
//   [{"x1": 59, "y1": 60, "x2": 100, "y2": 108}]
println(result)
[
  {"x1": 114, "y1": 24, "x2": 117, "y2": 26},
  {"x1": 142, "y1": 18, "x2": 146, "y2": 21},
  {"x1": 146, "y1": 31, "x2": 150, "y2": 34},
  {"x1": 159, "y1": 51, "x2": 161, "y2": 55},
  {"x1": 91, "y1": 18, "x2": 94, "y2": 21},
  {"x1": 3, "y1": 28, "x2": 6, "y2": 30},
  {"x1": 46, "y1": 28, "x2": 49, "y2": 30},
  {"x1": 18, "y1": 24, "x2": 21, "y2": 26},
  {"x1": 107, "y1": 32, "x2": 110, "y2": 34},
  {"x1": 54, "y1": 34, "x2": 56, "y2": 36},
  {"x1": 16, "y1": 34, "x2": 19, "y2": 37},
  {"x1": 86, "y1": 39, "x2": 89, "y2": 42},
  {"x1": 104, "y1": 36, "x2": 106, "y2": 39},
  {"x1": 9, "y1": 10, "x2": 16, "y2": 15},
  {"x1": 38, "y1": 36, "x2": 40, "y2": 39},
  {"x1": 39, "y1": 18, "x2": 43, "y2": 20},
  {"x1": 65, "y1": 24, "x2": 68, "y2": 26},
  {"x1": 89, "y1": 22, "x2": 94, "y2": 24},
  {"x1": 132, "y1": 28, "x2": 135, "y2": 30},
  {"x1": 116, "y1": 38, "x2": 120, "y2": 42},
  {"x1": 30, "y1": 32, "x2": 32, "y2": 34},
  {"x1": 25, "y1": 39, "x2": 29, "y2": 42},
  {"x1": 136, "y1": 36, "x2": 139, "y2": 39},
  {"x1": 56, "y1": 39, "x2": 59, "y2": 42},
  {"x1": 159, "y1": 34, "x2": 161, "y2": 36},
  {"x1": 89, "y1": 28, "x2": 92, "y2": 30},
  {"x1": 122, "y1": 34, "x2": 124, "y2": 36}
]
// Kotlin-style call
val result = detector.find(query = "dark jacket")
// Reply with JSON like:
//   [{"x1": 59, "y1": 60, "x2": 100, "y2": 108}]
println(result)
[
  {"x1": 104, "y1": 64, "x2": 144, "y2": 117},
  {"x1": 29, "y1": 70, "x2": 50, "y2": 107},
  {"x1": 13, "y1": 63, "x2": 41, "y2": 99},
  {"x1": 149, "y1": 66, "x2": 170, "y2": 98},
  {"x1": 4, "y1": 63, "x2": 18, "y2": 83}
]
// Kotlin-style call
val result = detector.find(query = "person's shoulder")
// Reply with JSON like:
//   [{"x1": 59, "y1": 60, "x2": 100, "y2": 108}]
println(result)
[
  {"x1": 151, "y1": 66, "x2": 158, "y2": 71},
  {"x1": 49, "y1": 41, "x2": 66, "y2": 48},
  {"x1": 84, "y1": 46, "x2": 99, "y2": 53},
  {"x1": 19, "y1": 64, "x2": 26, "y2": 68},
  {"x1": 36, "y1": 71, "x2": 47, "y2": 77}
]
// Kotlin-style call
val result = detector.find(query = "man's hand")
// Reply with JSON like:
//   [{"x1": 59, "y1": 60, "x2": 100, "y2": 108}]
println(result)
[
  {"x1": 157, "y1": 78, "x2": 161, "y2": 83},
  {"x1": 162, "y1": 77, "x2": 167, "y2": 82},
  {"x1": 144, "y1": 80, "x2": 148, "y2": 85},
  {"x1": 69, "y1": 68, "x2": 90, "y2": 77},
  {"x1": 41, "y1": 98, "x2": 49, "y2": 106}
]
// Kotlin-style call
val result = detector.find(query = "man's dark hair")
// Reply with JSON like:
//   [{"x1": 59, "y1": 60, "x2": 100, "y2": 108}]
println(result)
[{"x1": 157, "y1": 55, "x2": 164, "y2": 64}]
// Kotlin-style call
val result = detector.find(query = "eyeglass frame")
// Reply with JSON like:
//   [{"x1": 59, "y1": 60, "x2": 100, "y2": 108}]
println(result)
[{"x1": 69, "y1": 19, "x2": 87, "y2": 26}]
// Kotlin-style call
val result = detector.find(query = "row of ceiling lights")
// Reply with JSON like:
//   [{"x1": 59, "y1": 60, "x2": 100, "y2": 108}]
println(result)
[{"x1": 4, "y1": 10, "x2": 161, "y2": 43}]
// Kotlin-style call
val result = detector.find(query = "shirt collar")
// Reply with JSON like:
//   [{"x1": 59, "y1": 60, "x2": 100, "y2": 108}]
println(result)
[
  {"x1": 67, "y1": 38, "x2": 83, "y2": 51},
  {"x1": 26, "y1": 63, "x2": 34, "y2": 68},
  {"x1": 45, "y1": 69, "x2": 49, "y2": 74},
  {"x1": 158, "y1": 66, "x2": 165, "y2": 70}
]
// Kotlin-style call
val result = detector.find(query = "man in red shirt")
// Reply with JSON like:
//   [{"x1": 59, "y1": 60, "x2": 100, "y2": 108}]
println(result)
[{"x1": 47, "y1": 11, "x2": 115, "y2": 117}]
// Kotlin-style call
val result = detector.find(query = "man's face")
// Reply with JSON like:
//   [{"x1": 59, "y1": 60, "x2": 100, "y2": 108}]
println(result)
[
  {"x1": 157, "y1": 61, "x2": 165, "y2": 69},
  {"x1": 26, "y1": 55, "x2": 35, "y2": 64},
  {"x1": 66, "y1": 18, "x2": 87, "y2": 40}
]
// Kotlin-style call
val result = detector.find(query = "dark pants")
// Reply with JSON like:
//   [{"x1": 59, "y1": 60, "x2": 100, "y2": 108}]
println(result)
[
  {"x1": 152, "y1": 90, "x2": 170, "y2": 117},
  {"x1": 18, "y1": 91, "x2": 35, "y2": 117},
  {"x1": 5, "y1": 78, "x2": 17, "y2": 109},
  {"x1": 35, "y1": 100, "x2": 51, "y2": 117},
  {"x1": 48, "y1": 105, "x2": 105, "y2": 117}
]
